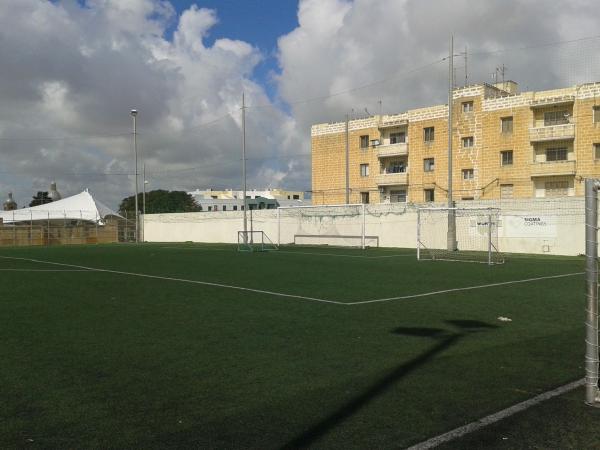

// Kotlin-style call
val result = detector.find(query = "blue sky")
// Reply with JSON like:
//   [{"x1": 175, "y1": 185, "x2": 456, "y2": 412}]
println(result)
[{"x1": 167, "y1": 0, "x2": 299, "y2": 98}]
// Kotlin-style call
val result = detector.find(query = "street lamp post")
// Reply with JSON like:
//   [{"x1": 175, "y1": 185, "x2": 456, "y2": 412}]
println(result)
[{"x1": 130, "y1": 109, "x2": 139, "y2": 243}]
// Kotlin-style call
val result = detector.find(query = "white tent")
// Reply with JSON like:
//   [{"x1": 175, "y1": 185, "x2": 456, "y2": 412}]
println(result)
[{"x1": 0, "y1": 190, "x2": 122, "y2": 225}]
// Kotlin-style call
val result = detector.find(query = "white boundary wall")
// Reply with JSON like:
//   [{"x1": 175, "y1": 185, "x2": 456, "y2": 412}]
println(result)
[{"x1": 143, "y1": 197, "x2": 589, "y2": 256}]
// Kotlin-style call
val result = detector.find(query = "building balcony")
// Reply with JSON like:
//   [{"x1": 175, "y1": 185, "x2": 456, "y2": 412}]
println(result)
[
  {"x1": 529, "y1": 123, "x2": 575, "y2": 142},
  {"x1": 377, "y1": 142, "x2": 408, "y2": 158},
  {"x1": 530, "y1": 160, "x2": 576, "y2": 177},
  {"x1": 375, "y1": 172, "x2": 408, "y2": 186}
]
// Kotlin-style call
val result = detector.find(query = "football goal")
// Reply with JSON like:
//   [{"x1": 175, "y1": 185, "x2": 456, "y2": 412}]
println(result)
[
  {"x1": 237, "y1": 230, "x2": 278, "y2": 252},
  {"x1": 276, "y1": 204, "x2": 379, "y2": 249},
  {"x1": 417, "y1": 207, "x2": 504, "y2": 264}
]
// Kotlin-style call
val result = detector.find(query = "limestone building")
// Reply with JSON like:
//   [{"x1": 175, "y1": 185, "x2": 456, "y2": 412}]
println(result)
[{"x1": 311, "y1": 81, "x2": 600, "y2": 204}]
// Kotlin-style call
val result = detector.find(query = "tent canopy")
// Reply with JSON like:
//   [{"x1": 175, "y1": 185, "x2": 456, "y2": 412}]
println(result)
[{"x1": 0, "y1": 190, "x2": 122, "y2": 225}]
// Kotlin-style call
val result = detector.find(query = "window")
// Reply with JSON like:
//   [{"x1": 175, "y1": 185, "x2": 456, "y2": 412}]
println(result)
[
  {"x1": 546, "y1": 147, "x2": 568, "y2": 161},
  {"x1": 424, "y1": 189, "x2": 435, "y2": 202},
  {"x1": 501, "y1": 150, "x2": 513, "y2": 166},
  {"x1": 462, "y1": 101, "x2": 474, "y2": 113},
  {"x1": 390, "y1": 132, "x2": 406, "y2": 144},
  {"x1": 501, "y1": 116, "x2": 513, "y2": 133},
  {"x1": 214, "y1": 205, "x2": 218, "y2": 211},
  {"x1": 594, "y1": 106, "x2": 600, "y2": 123},
  {"x1": 595, "y1": 144, "x2": 600, "y2": 160},
  {"x1": 390, "y1": 189, "x2": 407, "y2": 203},
  {"x1": 424, "y1": 127, "x2": 435, "y2": 142},
  {"x1": 462, "y1": 136, "x2": 474, "y2": 148},
  {"x1": 500, "y1": 184, "x2": 514, "y2": 199},
  {"x1": 233, "y1": 205, "x2": 238, "y2": 211},
  {"x1": 461, "y1": 197, "x2": 474, "y2": 201},
  {"x1": 293, "y1": 194, "x2": 300, "y2": 199},
  {"x1": 360, "y1": 135, "x2": 370, "y2": 148},
  {"x1": 424, "y1": 158, "x2": 435, "y2": 172},
  {"x1": 387, "y1": 161, "x2": 406, "y2": 173},
  {"x1": 462, "y1": 168, "x2": 474, "y2": 180},
  {"x1": 360, "y1": 163, "x2": 369, "y2": 177},
  {"x1": 208, "y1": 206, "x2": 212, "y2": 211},
  {"x1": 545, "y1": 181, "x2": 569, "y2": 198},
  {"x1": 222, "y1": 206, "x2": 227, "y2": 211},
  {"x1": 361, "y1": 192, "x2": 370, "y2": 204},
  {"x1": 544, "y1": 110, "x2": 569, "y2": 126}
]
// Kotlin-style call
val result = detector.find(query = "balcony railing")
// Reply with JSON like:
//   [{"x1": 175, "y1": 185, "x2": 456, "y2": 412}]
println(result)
[
  {"x1": 529, "y1": 123, "x2": 575, "y2": 142},
  {"x1": 375, "y1": 172, "x2": 409, "y2": 186},
  {"x1": 530, "y1": 160, "x2": 576, "y2": 177},
  {"x1": 377, "y1": 142, "x2": 408, "y2": 158}
]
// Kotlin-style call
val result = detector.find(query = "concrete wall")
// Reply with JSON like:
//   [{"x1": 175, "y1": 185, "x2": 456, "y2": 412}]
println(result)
[{"x1": 143, "y1": 197, "x2": 591, "y2": 256}]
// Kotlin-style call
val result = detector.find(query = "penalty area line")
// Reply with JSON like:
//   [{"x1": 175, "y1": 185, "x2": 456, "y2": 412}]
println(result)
[
  {"x1": 0, "y1": 256, "x2": 343, "y2": 306},
  {"x1": 347, "y1": 272, "x2": 584, "y2": 305},
  {"x1": 407, "y1": 378, "x2": 584, "y2": 449}
]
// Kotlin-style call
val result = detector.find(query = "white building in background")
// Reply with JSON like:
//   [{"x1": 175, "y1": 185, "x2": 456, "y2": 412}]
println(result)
[{"x1": 188, "y1": 188, "x2": 310, "y2": 212}]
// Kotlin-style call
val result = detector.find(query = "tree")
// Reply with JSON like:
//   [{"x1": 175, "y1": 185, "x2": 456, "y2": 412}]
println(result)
[
  {"x1": 29, "y1": 191, "x2": 54, "y2": 207},
  {"x1": 118, "y1": 190, "x2": 199, "y2": 216}
]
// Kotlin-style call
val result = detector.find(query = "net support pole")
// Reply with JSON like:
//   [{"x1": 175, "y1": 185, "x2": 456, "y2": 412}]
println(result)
[
  {"x1": 585, "y1": 178, "x2": 600, "y2": 406},
  {"x1": 361, "y1": 203, "x2": 366, "y2": 250},
  {"x1": 488, "y1": 212, "x2": 492, "y2": 266},
  {"x1": 277, "y1": 207, "x2": 281, "y2": 247},
  {"x1": 416, "y1": 208, "x2": 421, "y2": 261}
]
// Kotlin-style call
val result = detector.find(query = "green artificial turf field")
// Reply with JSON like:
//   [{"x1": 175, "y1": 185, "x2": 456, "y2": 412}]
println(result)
[{"x1": 0, "y1": 243, "x2": 594, "y2": 448}]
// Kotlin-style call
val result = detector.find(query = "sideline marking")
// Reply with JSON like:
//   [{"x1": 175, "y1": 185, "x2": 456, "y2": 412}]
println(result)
[
  {"x1": 0, "y1": 268, "x2": 90, "y2": 272},
  {"x1": 0, "y1": 256, "x2": 583, "y2": 307},
  {"x1": 407, "y1": 379, "x2": 584, "y2": 449},
  {"x1": 347, "y1": 272, "x2": 584, "y2": 305},
  {"x1": 0, "y1": 256, "x2": 342, "y2": 305}
]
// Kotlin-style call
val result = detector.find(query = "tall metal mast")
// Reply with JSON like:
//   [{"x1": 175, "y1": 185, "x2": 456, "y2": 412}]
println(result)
[
  {"x1": 242, "y1": 92, "x2": 248, "y2": 242},
  {"x1": 447, "y1": 34, "x2": 456, "y2": 251}
]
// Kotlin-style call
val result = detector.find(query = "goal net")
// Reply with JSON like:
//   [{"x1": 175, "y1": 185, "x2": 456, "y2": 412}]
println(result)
[
  {"x1": 417, "y1": 207, "x2": 504, "y2": 264},
  {"x1": 277, "y1": 204, "x2": 379, "y2": 249},
  {"x1": 237, "y1": 230, "x2": 278, "y2": 252}
]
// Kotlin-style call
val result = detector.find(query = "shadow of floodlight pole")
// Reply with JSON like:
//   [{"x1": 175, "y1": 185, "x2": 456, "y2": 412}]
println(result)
[{"x1": 281, "y1": 320, "x2": 497, "y2": 449}]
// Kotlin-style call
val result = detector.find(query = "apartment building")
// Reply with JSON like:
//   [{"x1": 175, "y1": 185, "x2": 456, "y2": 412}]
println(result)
[{"x1": 311, "y1": 81, "x2": 600, "y2": 204}]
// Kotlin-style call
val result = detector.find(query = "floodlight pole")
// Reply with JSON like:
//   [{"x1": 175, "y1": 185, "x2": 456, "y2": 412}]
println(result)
[
  {"x1": 242, "y1": 93, "x2": 248, "y2": 244},
  {"x1": 345, "y1": 114, "x2": 350, "y2": 204},
  {"x1": 131, "y1": 109, "x2": 139, "y2": 243},
  {"x1": 584, "y1": 178, "x2": 600, "y2": 406},
  {"x1": 447, "y1": 34, "x2": 457, "y2": 252}
]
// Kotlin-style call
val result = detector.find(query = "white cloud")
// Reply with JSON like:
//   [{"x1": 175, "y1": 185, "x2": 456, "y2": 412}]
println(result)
[
  {"x1": 276, "y1": 0, "x2": 600, "y2": 130},
  {"x1": 0, "y1": 0, "x2": 304, "y2": 209},
  {"x1": 1, "y1": 0, "x2": 599, "y2": 210}
]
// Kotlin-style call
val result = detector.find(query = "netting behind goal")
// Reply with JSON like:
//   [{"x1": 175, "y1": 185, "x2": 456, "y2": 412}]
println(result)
[
  {"x1": 277, "y1": 204, "x2": 378, "y2": 248},
  {"x1": 417, "y1": 207, "x2": 503, "y2": 264}
]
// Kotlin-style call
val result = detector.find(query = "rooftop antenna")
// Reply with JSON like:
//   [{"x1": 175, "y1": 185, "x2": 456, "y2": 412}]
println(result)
[
  {"x1": 378, "y1": 99, "x2": 382, "y2": 116},
  {"x1": 364, "y1": 107, "x2": 371, "y2": 117},
  {"x1": 464, "y1": 46, "x2": 468, "y2": 86}
]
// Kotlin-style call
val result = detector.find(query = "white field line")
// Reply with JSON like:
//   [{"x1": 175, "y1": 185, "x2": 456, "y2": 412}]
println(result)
[
  {"x1": 0, "y1": 256, "x2": 583, "y2": 307},
  {"x1": 347, "y1": 272, "x2": 584, "y2": 305},
  {"x1": 0, "y1": 256, "x2": 343, "y2": 305},
  {"x1": 160, "y1": 246, "x2": 413, "y2": 259},
  {"x1": 0, "y1": 269, "x2": 90, "y2": 272},
  {"x1": 407, "y1": 378, "x2": 584, "y2": 449}
]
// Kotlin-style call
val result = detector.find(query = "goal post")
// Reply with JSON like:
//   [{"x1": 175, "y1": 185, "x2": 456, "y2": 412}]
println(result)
[
  {"x1": 237, "y1": 230, "x2": 278, "y2": 252},
  {"x1": 277, "y1": 203, "x2": 376, "y2": 249},
  {"x1": 584, "y1": 178, "x2": 600, "y2": 406},
  {"x1": 417, "y1": 206, "x2": 503, "y2": 265}
]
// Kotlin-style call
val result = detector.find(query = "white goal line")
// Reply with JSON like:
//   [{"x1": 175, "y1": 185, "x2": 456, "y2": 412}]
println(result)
[
  {"x1": 0, "y1": 256, "x2": 583, "y2": 307},
  {"x1": 407, "y1": 378, "x2": 584, "y2": 449}
]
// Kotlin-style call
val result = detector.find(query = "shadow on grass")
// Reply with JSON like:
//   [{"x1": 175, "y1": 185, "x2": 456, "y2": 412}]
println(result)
[{"x1": 281, "y1": 320, "x2": 497, "y2": 449}]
